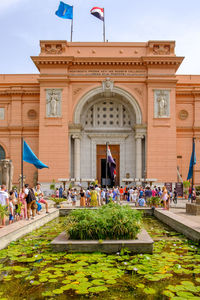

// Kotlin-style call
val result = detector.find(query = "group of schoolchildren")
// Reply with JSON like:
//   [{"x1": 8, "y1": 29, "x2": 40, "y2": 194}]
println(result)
[{"x1": 0, "y1": 182, "x2": 49, "y2": 226}]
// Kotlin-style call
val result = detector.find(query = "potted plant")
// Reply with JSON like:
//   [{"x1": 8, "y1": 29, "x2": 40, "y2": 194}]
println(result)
[
  {"x1": 147, "y1": 196, "x2": 160, "y2": 208},
  {"x1": 0, "y1": 204, "x2": 9, "y2": 227},
  {"x1": 49, "y1": 197, "x2": 65, "y2": 208},
  {"x1": 183, "y1": 180, "x2": 191, "y2": 199}
]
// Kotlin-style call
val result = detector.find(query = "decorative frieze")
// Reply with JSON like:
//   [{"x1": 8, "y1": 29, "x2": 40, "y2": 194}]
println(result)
[
  {"x1": 46, "y1": 89, "x2": 62, "y2": 118},
  {"x1": 154, "y1": 90, "x2": 170, "y2": 118}
]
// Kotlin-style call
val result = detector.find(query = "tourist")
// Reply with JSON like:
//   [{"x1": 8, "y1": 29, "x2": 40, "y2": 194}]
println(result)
[
  {"x1": 188, "y1": 185, "x2": 192, "y2": 202},
  {"x1": 0, "y1": 185, "x2": 9, "y2": 226},
  {"x1": 133, "y1": 187, "x2": 138, "y2": 206},
  {"x1": 90, "y1": 186, "x2": 98, "y2": 207},
  {"x1": 129, "y1": 187, "x2": 134, "y2": 202},
  {"x1": 95, "y1": 185, "x2": 101, "y2": 206},
  {"x1": 79, "y1": 188, "x2": 85, "y2": 207},
  {"x1": 173, "y1": 188, "x2": 177, "y2": 204},
  {"x1": 8, "y1": 195, "x2": 14, "y2": 224},
  {"x1": 71, "y1": 188, "x2": 77, "y2": 206},
  {"x1": 10, "y1": 191, "x2": 20, "y2": 221},
  {"x1": 85, "y1": 188, "x2": 91, "y2": 206},
  {"x1": 119, "y1": 186, "x2": 124, "y2": 202},
  {"x1": 19, "y1": 187, "x2": 27, "y2": 219},
  {"x1": 59, "y1": 185, "x2": 63, "y2": 198},
  {"x1": 161, "y1": 186, "x2": 168, "y2": 210},
  {"x1": 191, "y1": 189, "x2": 196, "y2": 203},
  {"x1": 56, "y1": 188, "x2": 59, "y2": 198},
  {"x1": 100, "y1": 189, "x2": 105, "y2": 205},
  {"x1": 24, "y1": 184, "x2": 37, "y2": 220},
  {"x1": 138, "y1": 197, "x2": 146, "y2": 207},
  {"x1": 124, "y1": 186, "x2": 128, "y2": 201},
  {"x1": 145, "y1": 186, "x2": 152, "y2": 201},
  {"x1": 34, "y1": 183, "x2": 49, "y2": 214}
]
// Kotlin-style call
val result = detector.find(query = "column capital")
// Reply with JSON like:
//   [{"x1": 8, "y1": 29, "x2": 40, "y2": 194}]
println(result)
[
  {"x1": 135, "y1": 134, "x2": 144, "y2": 140},
  {"x1": 72, "y1": 134, "x2": 81, "y2": 140}
]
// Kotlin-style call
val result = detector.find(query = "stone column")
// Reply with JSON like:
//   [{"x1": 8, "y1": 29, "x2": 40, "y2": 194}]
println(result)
[
  {"x1": 73, "y1": 135, "x2": 81, "y2": 182},
  {"x1": 135, "y1": 135, "x2": 143, "y2": 180}
]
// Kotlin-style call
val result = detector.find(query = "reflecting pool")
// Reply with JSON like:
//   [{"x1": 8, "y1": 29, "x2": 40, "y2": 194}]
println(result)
[{"x1": 0, "y1": 217, "x2": 200, "y2": 299}]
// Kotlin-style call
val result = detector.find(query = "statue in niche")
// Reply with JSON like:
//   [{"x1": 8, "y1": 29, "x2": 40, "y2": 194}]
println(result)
[
  {"x1": 157, "y1": 92, "x2": 168, "y2": 117},
  {"x1": 46, "y1": 89, "x2": 61, "y2": 117}
]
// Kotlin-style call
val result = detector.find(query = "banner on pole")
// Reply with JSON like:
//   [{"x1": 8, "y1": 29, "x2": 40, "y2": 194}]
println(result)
[{"x1": 55, "y1": 1, "x2": 73, "y2": 19}]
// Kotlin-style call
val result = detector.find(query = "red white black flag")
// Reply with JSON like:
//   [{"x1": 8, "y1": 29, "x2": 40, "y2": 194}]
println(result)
[{"x1": 90, "y1": 7, "x2": 104, "y2": 21}]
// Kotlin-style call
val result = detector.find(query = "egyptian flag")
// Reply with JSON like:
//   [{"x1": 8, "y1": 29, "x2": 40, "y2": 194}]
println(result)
[
  {"x1": 107, "y1": 146, "x2": 116, "y2": 180},
  {"x1": 90, "y1": 7, "x2": 104, "y2": 21}
]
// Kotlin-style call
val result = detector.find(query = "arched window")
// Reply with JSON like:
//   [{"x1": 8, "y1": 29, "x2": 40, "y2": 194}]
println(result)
[{"x1": 0, "y1": 145, "x2": 5, "y2": 160}]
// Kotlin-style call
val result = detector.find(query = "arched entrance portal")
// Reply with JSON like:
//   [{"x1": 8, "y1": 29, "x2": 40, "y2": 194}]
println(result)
[{"x1": 70, "y1": 80, "x2": 146, "y2": 186}]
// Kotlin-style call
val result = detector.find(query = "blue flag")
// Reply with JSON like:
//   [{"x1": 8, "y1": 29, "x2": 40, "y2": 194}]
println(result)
[
  {"x1": 55, "y1": 1, "x2": 73, "y2": 19},
  {"x1": 23, "y1": 140, "x2": 49, "y2": 169},
  {"x1": 187, "y1": 140, "x2": 196, "y2": 180}
]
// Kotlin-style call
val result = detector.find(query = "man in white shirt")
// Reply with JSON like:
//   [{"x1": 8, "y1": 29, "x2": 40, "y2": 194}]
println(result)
[{"x1": 0, "y1": 185, "x2": 9, "y2": 226}]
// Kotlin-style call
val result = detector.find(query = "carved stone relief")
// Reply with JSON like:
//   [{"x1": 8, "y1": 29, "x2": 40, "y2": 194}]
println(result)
[
  {"x1": 0, "y1": 108, "x2": 4, "y2": 120},
  {"x1": 179, "y1": 110, "x2": 189, "y2": 120},
  {"x1": 154, "y1": 90, "x2": 170, "y2": 118},
  {"x1": 102, "y1": 78, "x2": 114, "y2": 95},
  {"x1": 73, "y1": 88, "x2": 82, "y2": 96},
  {"x1": 153, "y1": 44, "x2": 170, "y2": 55},
  {"x1": 41, "y1": 43, "x2": 66, "y2": 55},
  {"x1": 46, "y1": 89, "x2": 62, "y2": 118}
]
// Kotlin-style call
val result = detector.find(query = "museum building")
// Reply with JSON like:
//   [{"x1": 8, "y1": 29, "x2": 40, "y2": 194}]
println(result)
[{"x1": 0, "y1": 40, "x2": 199, "y2": 188}]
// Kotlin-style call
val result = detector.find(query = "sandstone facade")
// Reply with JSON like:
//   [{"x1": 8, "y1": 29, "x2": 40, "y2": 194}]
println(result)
[{"x1": 0, "y1": 40, "x2": 199, "y2": 188}]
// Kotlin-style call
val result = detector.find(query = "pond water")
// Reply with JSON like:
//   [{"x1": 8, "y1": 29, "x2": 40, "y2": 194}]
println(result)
[{"x1": 0, "y1": 217, "x2": 200, "y2": 299}]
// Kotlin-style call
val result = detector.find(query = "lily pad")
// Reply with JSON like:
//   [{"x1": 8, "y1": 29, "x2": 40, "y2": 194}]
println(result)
[
  {"x1": 143, "y1": 287, "x2": 156, "y2": 295},
  {"x1": 91, "y1": 279, "x2": 105, "y2": 286},
  {"x1": 88, "y1": 286, "x2": 108, "y2": 293},
  {"x1": 53, "y1": 289, "x2": 64, "y2": 295},
  {"x1": 163, "y1": 290, "x2": 175, "y2": 297}
]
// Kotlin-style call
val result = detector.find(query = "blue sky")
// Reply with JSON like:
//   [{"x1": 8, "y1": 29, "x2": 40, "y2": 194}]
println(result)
[{"x1": 1, "y1": 0, "x2": 200, "y2": 74}]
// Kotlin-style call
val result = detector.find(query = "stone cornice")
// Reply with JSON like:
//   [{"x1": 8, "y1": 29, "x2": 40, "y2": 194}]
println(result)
[
  {"x1": 32, "y1": 55, "x2": 184, "y2": 71},
  {"x1": 0, "y1": 88, "x2": 39, "y2": 96}
]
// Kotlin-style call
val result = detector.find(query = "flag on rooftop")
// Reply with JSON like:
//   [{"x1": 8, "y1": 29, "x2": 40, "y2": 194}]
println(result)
[
  {"x1": 187, "y1": 139, "x2": 196, "y2": 180},
  {"x1": 55, "y1": 1, "x2": 73, "y2": 19},
  {"x1": 90, "y1": 7, "x2": 104, "y2": 21},
  {"x1": 107, "y1": 146, "x2": 116, "y2": 179},
  {"x1": 23, "y1": 140, "x2": 49, "y2": 169}
]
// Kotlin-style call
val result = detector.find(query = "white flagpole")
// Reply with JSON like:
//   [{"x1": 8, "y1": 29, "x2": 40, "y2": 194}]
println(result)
[
  {"x1": 103, "y1": 8, "x2": 105, "y2": 42},
  {"x1": 70, "y1": 6, "x2": 73, "y2": 42}
]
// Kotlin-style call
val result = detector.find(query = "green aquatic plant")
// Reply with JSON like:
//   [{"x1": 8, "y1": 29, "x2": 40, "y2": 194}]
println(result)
[
  {"x1": 64, "y1": 203, "x2": 142, "y2": 240},
  {"x1": 1, "y1": 216, "x2": 200, "y2": 299}
]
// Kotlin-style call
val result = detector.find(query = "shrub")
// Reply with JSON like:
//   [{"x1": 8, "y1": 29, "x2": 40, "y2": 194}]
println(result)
[
  {"x1": 49, "y1": 197, "x2": 65, "y2": 205},
  {"x1": 146, "y1": 196, "x2": 161, "y2": 207},
  {"x1": 64, "y1": 203, "x2": 142, "y2": 240}
]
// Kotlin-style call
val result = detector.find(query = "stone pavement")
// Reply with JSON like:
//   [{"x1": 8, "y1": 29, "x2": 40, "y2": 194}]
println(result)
[{"x1": 0, "y1": 208, "x2": 59, "y2": 250}]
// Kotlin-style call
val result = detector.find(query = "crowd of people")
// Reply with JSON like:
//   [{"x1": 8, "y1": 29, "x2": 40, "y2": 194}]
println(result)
[
  {"x1": 0, "y1": 182, "x2": 195, "y2": 227},
  {"x1": 59, "y1": 185, "x2": 179, "y2": 209},
  {"x1": 0, "y1": 183, "x2": 49, "y2": 227}
]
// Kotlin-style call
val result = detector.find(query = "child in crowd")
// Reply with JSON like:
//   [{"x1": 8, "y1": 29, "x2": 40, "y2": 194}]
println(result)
[
  {"x1": 19, "y1": 187, "x2": 27, "y2": 219},
  {"x1": 8, "y1": 195, "x2": 14, "y2": 224}
]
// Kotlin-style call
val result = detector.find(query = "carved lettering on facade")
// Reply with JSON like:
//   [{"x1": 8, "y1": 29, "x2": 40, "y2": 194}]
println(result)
[
  {"x1": 154, "y1": 90, "x2": 170, "y2": 118},
  {"x1": 46, "y1": 89, "x2": 62, "y2": 118}
]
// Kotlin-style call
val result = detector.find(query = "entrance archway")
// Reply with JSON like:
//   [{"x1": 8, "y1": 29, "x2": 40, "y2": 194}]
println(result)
[{"x1": 70, "y1": 81, "x2": 146, "y2": 185}]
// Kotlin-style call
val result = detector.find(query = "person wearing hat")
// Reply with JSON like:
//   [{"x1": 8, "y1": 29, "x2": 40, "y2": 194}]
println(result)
[{"x1": 34, "y1": 183, "x2": 49, "y2": 213}]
